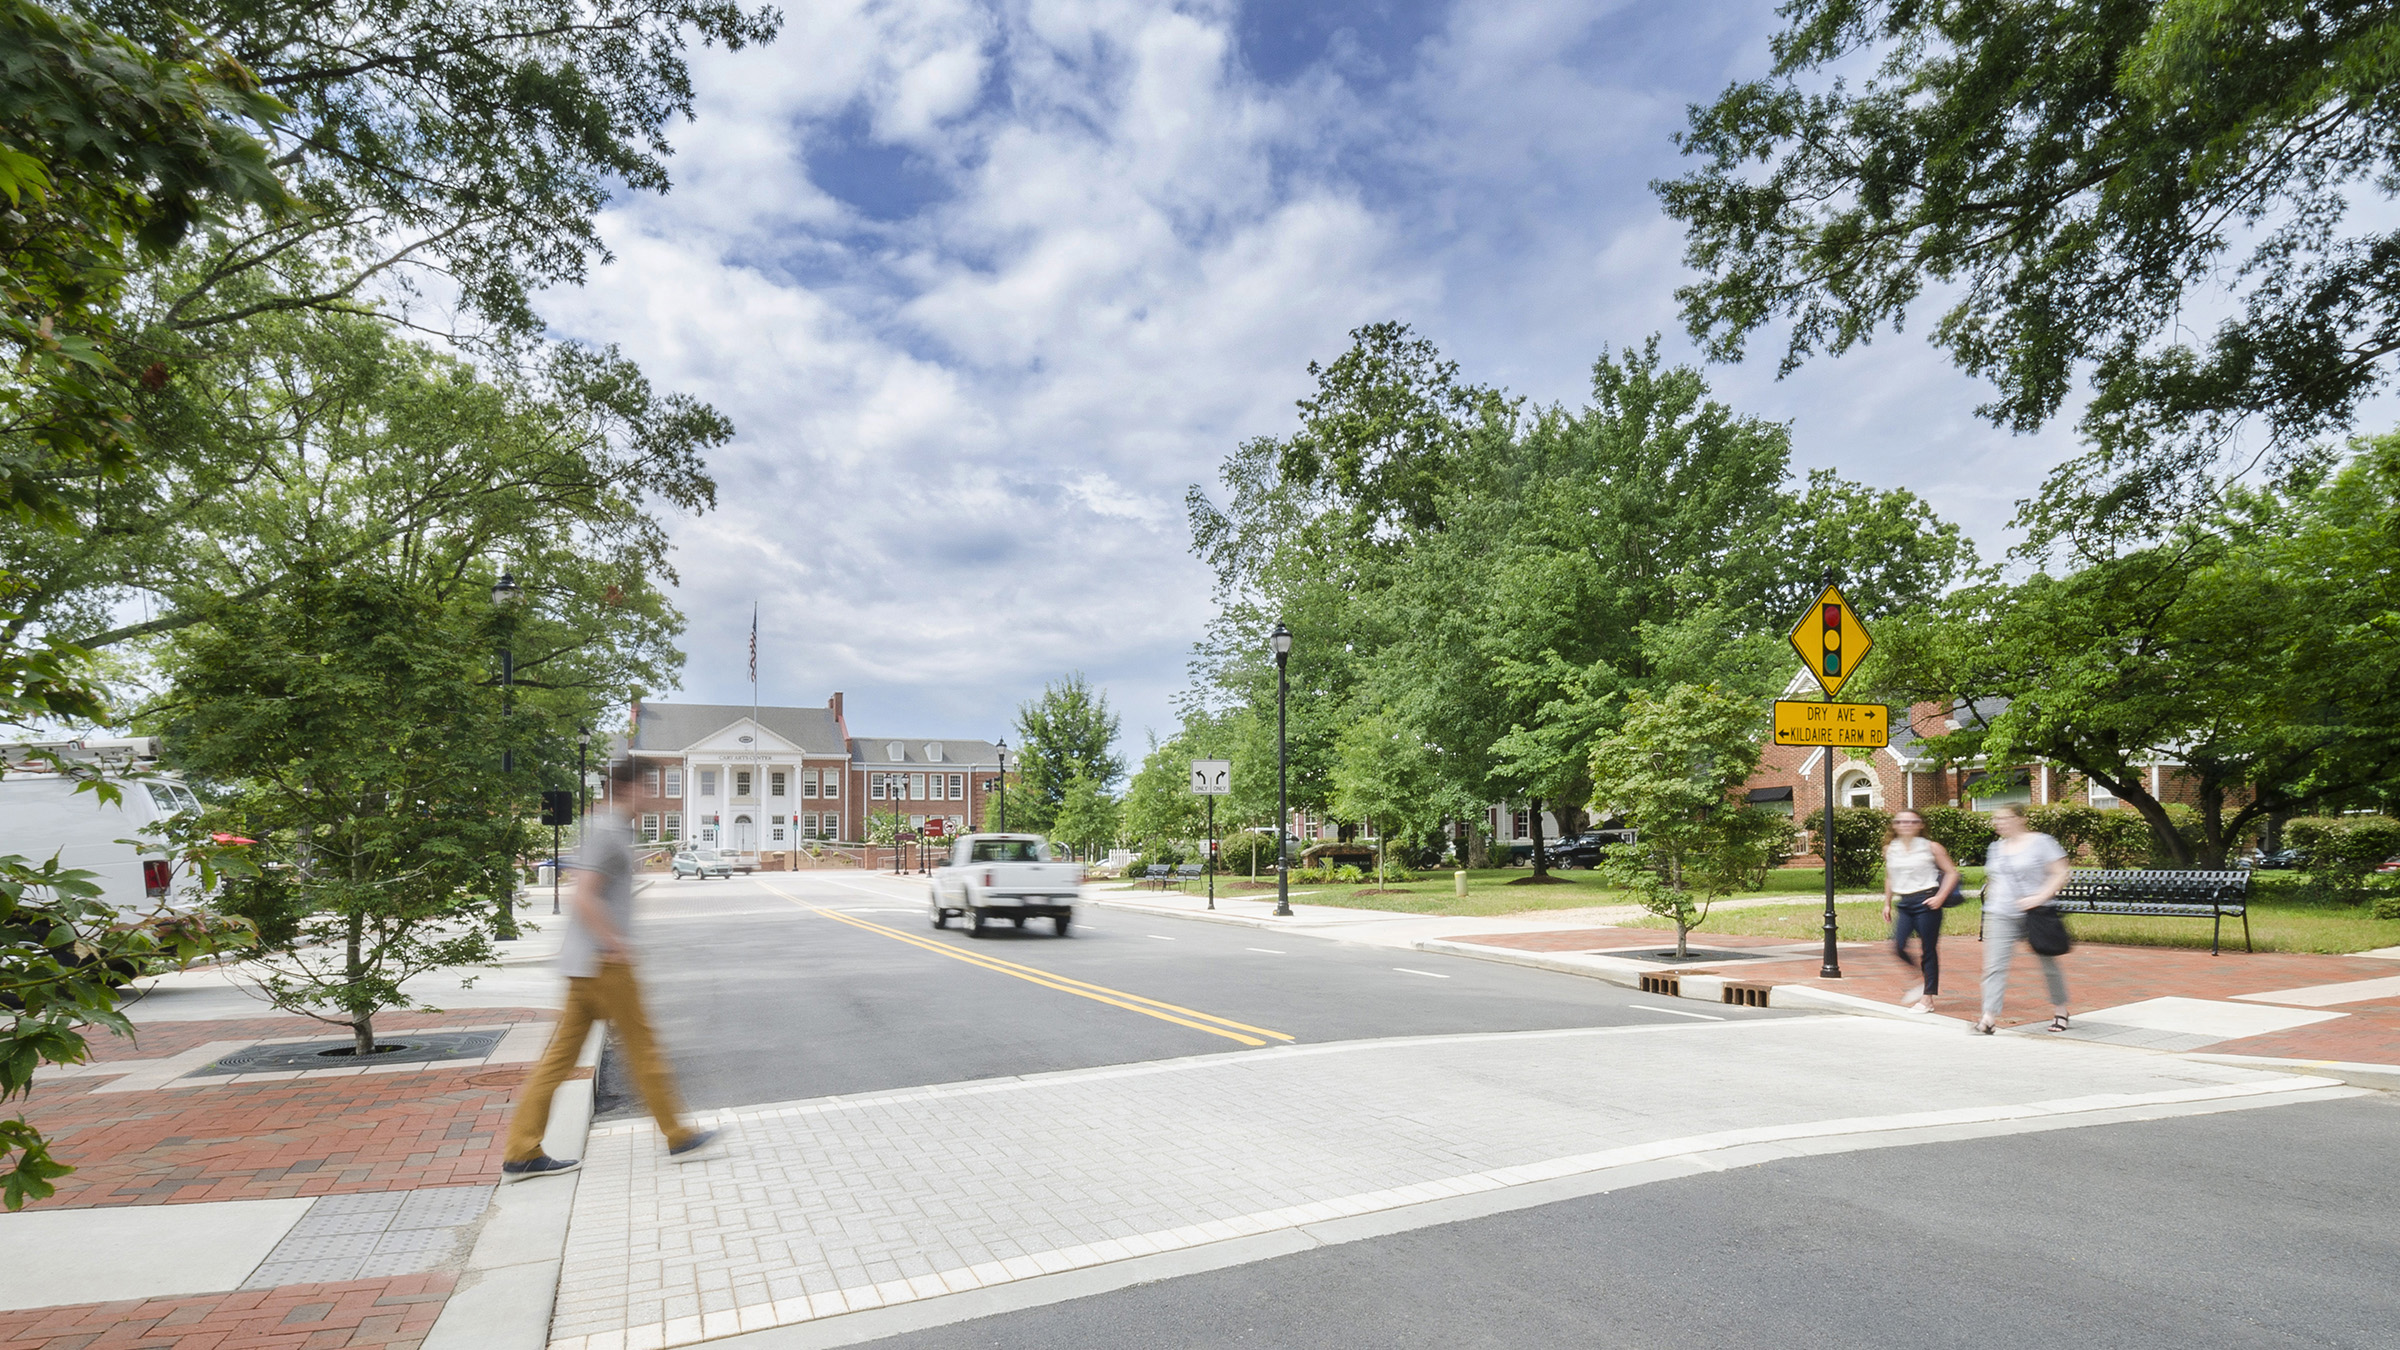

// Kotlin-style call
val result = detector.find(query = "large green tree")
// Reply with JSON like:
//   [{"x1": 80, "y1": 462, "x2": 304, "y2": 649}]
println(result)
[
  {"x1": 1008, "y1": 673, "x2": 1124, "y2": 835},
  {"x1": 1658, "y1": 0, "x2": 2400, "y2": 551},
  {"x1": 1874, "y1": 433, "x2": 2400, "y2": 868}
]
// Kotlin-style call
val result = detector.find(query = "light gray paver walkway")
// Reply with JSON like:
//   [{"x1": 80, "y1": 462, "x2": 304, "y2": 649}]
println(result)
[{"x1": 547, "y1": 1015, "x2": 2347, "y2": 1350}]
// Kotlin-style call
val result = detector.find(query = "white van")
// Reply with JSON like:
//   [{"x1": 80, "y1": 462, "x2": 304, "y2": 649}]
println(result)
[{"x1": 0, "y1": 743, "x2": 205, "y2": 913}]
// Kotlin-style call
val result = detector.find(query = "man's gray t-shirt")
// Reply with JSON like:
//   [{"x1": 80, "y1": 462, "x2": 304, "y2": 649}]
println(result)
[{"x1": 559, "y1": 818, "x2": 636, "y2": 979}]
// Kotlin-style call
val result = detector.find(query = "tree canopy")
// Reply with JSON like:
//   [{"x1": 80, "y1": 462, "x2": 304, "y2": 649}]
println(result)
[
  {"x1": 1658, "y1": 0, "x2": 2400, "y2": 553},
  {"x1": 1008, "y1": 673, "x2": 1124, "y2": 836}
]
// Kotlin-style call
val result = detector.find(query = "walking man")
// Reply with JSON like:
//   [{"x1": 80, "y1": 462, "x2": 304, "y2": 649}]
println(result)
[{"x1": 501, "y1": 756, "x2": 718, "y2": 1180}]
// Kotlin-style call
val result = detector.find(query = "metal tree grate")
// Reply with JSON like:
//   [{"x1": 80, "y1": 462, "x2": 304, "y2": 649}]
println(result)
[{"x1": 194, "y1": 1029, "x2": 507, "y2": 1076}]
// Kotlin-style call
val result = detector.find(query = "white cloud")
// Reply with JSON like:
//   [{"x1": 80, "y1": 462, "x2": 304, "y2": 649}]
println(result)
[{"x1": 539, "y1": 0, "x2": 2115, "y2": 755}]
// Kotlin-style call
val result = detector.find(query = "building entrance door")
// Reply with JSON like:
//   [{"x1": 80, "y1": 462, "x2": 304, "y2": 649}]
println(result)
[{"x1": 732, "y1": 814, "x2": 756, "y2": 851}]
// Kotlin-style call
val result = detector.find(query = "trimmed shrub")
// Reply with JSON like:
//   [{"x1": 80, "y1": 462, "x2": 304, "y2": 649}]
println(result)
[
  {"x1": 1332, "y1": 864, "x2": 1367, "y2": 883},
  {"x1": 2028, "y1": 804, "x2": 2152, "y2": 868},
  {"x1": 2285, "y1": 816, "x2": 2400, "y2": 900},
  {"x1": 1916, "y1": 806, "x2": 1995, "y2": 868},
  {"x1": 1811, "y1": 807, "x2": 1890, "y2": 889}
]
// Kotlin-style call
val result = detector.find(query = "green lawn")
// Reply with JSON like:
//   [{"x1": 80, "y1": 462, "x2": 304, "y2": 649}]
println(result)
[
  {"x1": 1184, "y1": 865, "x2": 2400, "y2": 952},
  {"x1": 1616, "y1": 894, "x2": 2400, "y2": 954}
]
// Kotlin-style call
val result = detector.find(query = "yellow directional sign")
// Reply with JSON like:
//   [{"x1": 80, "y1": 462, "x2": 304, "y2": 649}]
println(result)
[
  {"x1": 1788, "y1": 583, "x2": 1874, "y2": 699},
  {"x1": 1773, "y1": 699, "x2": 1889, "y2": 748}
]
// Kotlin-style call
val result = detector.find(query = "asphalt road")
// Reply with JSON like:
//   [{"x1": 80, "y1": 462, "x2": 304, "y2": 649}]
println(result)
[
  {"x1": 596, "y1": 871, "x2": 1791, "y2": 1116},
  {"x1": 856, "y1": 1092, "x2": 2400, "y2": 1349}
]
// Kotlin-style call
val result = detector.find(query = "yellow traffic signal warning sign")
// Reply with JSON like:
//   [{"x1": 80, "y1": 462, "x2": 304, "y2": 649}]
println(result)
[{"x1": 1787, "y1": 583, "x2": 1873, "y2": 699}]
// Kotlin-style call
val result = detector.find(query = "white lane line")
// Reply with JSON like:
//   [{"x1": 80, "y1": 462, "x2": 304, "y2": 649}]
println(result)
[
  {"x1": 1631, "y1": 1003, "x2": 1724, "y2": 1021},
  {"x1": 1246, "y1": 948, "x2": 1285, "y2": 955},
  {"x1": 1147, "y1": 935, "x2": 1175, "y2": 941},
  {"x1": 1393, "y1": 968, "x2": 1451, "y2": 979}
]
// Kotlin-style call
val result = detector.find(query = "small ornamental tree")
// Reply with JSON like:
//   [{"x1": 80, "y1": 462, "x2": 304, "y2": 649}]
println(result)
[
  {"x1": 161, "y1": 574, "x2": 528, "y2": 1057},
  {"x1": 1588, "y1": 684, "x2": 1784, "y2": 957},
  {"x1": 1331, "y1": 712, "x2": 1439, "y2": 887},
  {"x1": 1051, "y1": 776, "x2": 1122, "y2": 864}
]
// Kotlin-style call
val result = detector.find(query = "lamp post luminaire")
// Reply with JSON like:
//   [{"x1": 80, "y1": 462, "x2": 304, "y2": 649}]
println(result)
[
  {"x1": 491, "y1": 572, "x2": 525, "y2": 940},
  {"x1": 1272, "y1": 622, "x2": 1292, "y2": 918}
]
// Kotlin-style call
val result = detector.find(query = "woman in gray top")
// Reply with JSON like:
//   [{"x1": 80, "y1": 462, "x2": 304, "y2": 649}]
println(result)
[{"x1": 1976, "y1": 804, "x2": 2073, "y2": 1035}]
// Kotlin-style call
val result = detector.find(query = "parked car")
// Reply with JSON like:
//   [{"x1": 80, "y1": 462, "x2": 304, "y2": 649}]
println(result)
[
  {"x1": 670, "y1": 849, "x2": 736, "y2": 879},
  {"x1": 1515, "y1": 829, "x2": 1637, "y2": 869},
  {"x1": 929, "y1": 833, "x2": 1083, "y2": 936},
  {"x1": 2244, "y1": 847, "x2": 2306, "y2": 870},
  {"x1": 2379, "y1": 854, "x2": 2400, "y2": 874}
]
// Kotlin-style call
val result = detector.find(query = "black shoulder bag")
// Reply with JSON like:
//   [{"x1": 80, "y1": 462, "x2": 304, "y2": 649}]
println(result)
[{"x1": 2025, "y1": 905, "x2": 2073, "y2": 957}]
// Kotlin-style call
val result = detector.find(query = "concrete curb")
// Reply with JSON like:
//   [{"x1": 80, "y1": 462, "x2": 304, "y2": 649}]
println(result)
[
  {"x1": 421, "y1": 1024, "x2": 604, "y2": 1350},
  {"x1": 1411, "y1": 938, "x2": 1647, "y2": 989},
  {"x1": 2181, "y1": 1052, "x2": 2400, "y2": 1094},
  {"x1": 1085, "y1": 896, "x2": 1394, "y2": 933}
]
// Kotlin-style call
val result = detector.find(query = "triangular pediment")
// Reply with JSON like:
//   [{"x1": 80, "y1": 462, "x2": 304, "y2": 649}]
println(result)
[{"x1": 687, "y1": 718, "x2": 805, "y2": 757}]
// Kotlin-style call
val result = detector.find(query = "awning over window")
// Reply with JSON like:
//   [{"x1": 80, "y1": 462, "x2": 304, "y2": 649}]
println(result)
[{"x1": 1746, "y1": 787, "x2": 1794, "y2": 803}]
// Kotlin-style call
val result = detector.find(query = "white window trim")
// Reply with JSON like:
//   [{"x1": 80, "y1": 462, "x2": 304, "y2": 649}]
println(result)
[{"x1": 664, "y1": 768, "x2": 682, "y2": 799}]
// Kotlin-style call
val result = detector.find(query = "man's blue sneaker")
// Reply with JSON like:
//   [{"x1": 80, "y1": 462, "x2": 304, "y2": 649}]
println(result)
[
  {"x1": 501, "y1": 1154, "x2": 582, "y2": 1183},
  {"x1": 668, "y1": 1128, "x2": 722, "y2": 1164}
]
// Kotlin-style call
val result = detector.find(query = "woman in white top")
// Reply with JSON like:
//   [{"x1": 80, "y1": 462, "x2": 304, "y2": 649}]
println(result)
[
  {"x1": 1881, "y1": 810, "x2": 1961, "y2": 1013},
  {"x1": 1977, "y1": 803, "x2": 2074, "y2": 1035}
]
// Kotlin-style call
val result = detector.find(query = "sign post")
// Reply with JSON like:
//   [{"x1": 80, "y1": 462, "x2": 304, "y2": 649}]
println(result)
[
  {"x1": 1784, "y1": 577, "x2": 1879, "y2": 979},
  {"x1": 1191, "y1": 759, "x2": 1232, "y2": 909}
]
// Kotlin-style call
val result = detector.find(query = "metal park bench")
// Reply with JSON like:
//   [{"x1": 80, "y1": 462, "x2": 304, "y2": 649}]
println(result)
[
  {"x1": 1173, "y1": 863, "x2": 1203, "y2": 891},
  {"x1": 1984, "y1": 869, "x2": 2254, "y2": 955},
  {"x1": 1143, "y1": 865, "x2": 1172, "y2": 890}
]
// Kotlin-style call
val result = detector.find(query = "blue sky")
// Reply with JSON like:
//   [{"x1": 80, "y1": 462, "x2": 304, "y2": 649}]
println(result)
[{"x1": 538, "y1": 0, "x2": 2088, "y2": 761}]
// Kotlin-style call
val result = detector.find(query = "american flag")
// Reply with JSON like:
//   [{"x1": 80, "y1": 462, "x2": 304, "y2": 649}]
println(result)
[{"x1": 749, "y1": 604, "x2": 758, "y2": 684}]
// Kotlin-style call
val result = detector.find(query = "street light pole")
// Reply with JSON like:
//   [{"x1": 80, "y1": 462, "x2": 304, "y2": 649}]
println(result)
[
  {"x1": 491, "y1": 571, "x2": 524, "y2": 941},
  {"x1": 1272, "y1": 622, "x2": 1293, "y2": 918},
  {"x1": 569, "y1": 724, "x2": 590, "y2": 915},
  {"x1": 996, "y1": 738, "x2": 1008, "y2": 833}
]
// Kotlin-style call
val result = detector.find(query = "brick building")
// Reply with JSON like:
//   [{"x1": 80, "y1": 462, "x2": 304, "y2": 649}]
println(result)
[{"x1": 612, "y1": 696, "x2": 1003, "y2": 848}]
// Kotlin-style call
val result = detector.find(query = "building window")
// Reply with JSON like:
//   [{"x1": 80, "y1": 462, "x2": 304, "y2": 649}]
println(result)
[
  {"x1": 1836, "y1": 769, "x2": 1877, "y2": 809},
  {"x1": 699, "y1": 768, "x2": 717, "y2": 797},
  {"x1": 664, "y1": 768, "x2": 682, "y2": 799},
  {"x1": 802, "y1": 770, "x2": 818, "y2": 798},
  {"x1": 735, "y1": 769, "x2": 752, "y2": 798},
  {"x1": 771, "y1": 770, "x2": 786, "y2": 797},
  {"x1": 663, "y1": 812, "x2": 681, "y2": 841},
  {"x1": 771, "y1": 814, "x2": 786, "y2": 843},
  {"x1": 943, "y1": 773, "x2": 958, "y2": 799},
  {"x1": 2088, "y1": 779, "x2": 2118, "y2": 809},
  {"x1": 1513, "y1": 810, "x2": 1528, "y2": 839},
  {"x1": 641, "y1": 813, "x2": 660, "y2": 842},
  {"x1": 910, "y1": 773, "x2": 926, "y2": 800},
  {"x1": 644, "y1": 767, "x2": 661, "y2": 795},
  {"x1": 870, "y1": 774, "x2": 885, "y2": 800},
  {"x1": 823, "y1": 773, "x2": 838, "y2": 800},
  {"x1": 702, "y1": 813, "x2": 719, "y2": 843}
]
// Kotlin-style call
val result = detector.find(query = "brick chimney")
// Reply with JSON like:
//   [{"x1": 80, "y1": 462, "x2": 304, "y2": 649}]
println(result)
[{"x1": 829, "y1": 692, "x2": 847, "y2": 739}]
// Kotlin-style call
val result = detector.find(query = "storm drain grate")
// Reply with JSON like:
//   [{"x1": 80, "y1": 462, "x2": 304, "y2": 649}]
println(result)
[
  {"x1": 1638, "y1": 972, "x2": 1680, "y2": 997},
  {"x1": 195, "y1": 1029, "x2": 506, "y2": 1076},
  {"x1": 1722, "y1": 983, "x2": 1772, "y2": 1008}
]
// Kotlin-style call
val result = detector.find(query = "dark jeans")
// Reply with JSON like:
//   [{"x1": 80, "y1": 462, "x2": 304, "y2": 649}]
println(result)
[{"x1": 1891, "y1": 888, "x2": 1944, "y2": 994}]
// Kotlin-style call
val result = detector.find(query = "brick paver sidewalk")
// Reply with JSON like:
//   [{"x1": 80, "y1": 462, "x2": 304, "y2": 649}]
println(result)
[
  {"x1": 3, "y1": 1006, "x2": 567, "y2": 1349},
  {"x1": 1452, "y1": 927, "x2": 2400, "y2": 1062}
]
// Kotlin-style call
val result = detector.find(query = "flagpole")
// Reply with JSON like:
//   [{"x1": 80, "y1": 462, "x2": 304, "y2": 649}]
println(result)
[{"x1": 751, "y1": 601, "x2": 760, "y2": 859}]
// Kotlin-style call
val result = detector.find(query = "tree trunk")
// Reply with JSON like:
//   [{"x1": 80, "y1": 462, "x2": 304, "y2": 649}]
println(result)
[
  {"x1": 346, "y1": 912, "x2": 375, "y2": 1056},
  {"x1": 1674, "y1": 911, "x2": 1690, "y2": 959},
  {"x1": 1530, "y1": 798, "x2": 1549, "y2": 880}
]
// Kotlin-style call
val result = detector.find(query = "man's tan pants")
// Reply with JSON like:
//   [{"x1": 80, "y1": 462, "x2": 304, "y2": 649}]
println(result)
[{"x1": 504, "y1": 960, "x2": 697, "y2": 1162}]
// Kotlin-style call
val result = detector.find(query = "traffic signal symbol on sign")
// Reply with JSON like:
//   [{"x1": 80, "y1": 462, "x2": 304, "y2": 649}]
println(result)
[{"x1": 1787, "y1": 584, "x2": 1873, "y2": 698}]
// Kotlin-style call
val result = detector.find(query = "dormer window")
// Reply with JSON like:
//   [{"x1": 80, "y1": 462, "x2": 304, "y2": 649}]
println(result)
[
  {"x1": 925, "y1": 742, "x2": 943, "y2": 763},
  {"x1": 887, "y1": 741, "x2": 905, "y2": 761}
]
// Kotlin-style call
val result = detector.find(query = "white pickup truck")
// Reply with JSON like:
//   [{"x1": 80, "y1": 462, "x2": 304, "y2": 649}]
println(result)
[{"x1": 929, "y1": 833, "x2": 1083, "y2": 936}]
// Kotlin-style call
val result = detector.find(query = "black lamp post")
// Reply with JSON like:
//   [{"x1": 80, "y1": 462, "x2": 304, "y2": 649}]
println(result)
[
  {"x1": 568, "y1": 724, "x2": 590, "y2": 915},
  {"x1": 491, "y1": 571, "x2": 524, "y2": 939},
  {"x1": 1272, "y1": 622, "x2": 1293, "y2": 918},
  {"x1": 995, "y1": 738, "x2": 1008, "y2": 832}
]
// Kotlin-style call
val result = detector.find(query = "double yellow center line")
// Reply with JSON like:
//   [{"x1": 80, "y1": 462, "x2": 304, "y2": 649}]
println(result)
[{"x1": 795, "y1": 901, "x2": 1293, "y2": 1048}]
